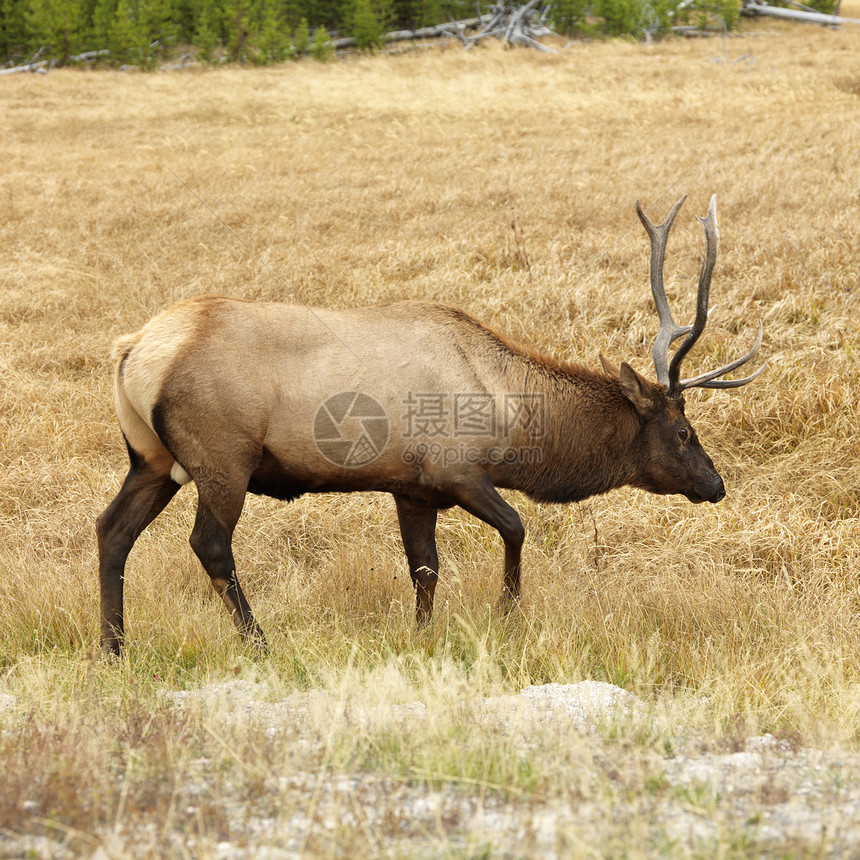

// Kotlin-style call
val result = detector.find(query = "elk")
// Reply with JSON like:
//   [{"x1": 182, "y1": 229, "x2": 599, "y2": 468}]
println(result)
[{"x1": 97, "y1": 195, "x2": 764, "y2": 655}]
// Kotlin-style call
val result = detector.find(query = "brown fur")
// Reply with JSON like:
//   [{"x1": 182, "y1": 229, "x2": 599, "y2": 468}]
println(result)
[{"x1": 97, "y1": 297, "x2": 726, "y2": 654}]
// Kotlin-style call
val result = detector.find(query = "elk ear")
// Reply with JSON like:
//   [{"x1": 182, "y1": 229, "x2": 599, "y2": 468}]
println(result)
[
  {"x1": 619, "y1": 362, "x2": 653, "y2": 415},
  {"x1": 599, "y1": 353, "x2": 620, "y2": 378}
]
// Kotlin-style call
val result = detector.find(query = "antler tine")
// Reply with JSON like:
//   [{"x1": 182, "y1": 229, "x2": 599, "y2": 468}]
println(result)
[
  {"x1": 667, "y1": 194, "x2": 720, "y2": 395},
  {"x1": 681, "y1": 320, "x2": 768, "y2": 390},
  {"x1": 639, "y1": 194, "x2": 766, "y2": 396},
  {"x1": 664, "y1": 193, "x2": 719, "y2": 394},
  {"x1": 636, "y1": 195, "x2": 691, "y2": 390}
]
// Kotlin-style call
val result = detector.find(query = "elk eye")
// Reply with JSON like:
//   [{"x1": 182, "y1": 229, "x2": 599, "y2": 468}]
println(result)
[{"x1": 678, "y1": 428, "x2": 689, "y2": 441}]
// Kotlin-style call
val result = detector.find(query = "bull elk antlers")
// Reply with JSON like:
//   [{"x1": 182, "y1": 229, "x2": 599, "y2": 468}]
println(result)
[{"x1": 637, "y1": 194, "x2": 766, "y2": 400}]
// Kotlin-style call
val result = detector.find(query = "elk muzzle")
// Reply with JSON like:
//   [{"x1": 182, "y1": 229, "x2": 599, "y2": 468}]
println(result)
[{"x1": 685, "y1": 471, "x2": 725, "y2": 504}]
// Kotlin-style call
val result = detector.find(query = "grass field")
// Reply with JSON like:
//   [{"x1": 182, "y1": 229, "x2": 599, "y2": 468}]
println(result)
[{"x1": 1, "y1": 13, "x2": 860, "y2": 857}]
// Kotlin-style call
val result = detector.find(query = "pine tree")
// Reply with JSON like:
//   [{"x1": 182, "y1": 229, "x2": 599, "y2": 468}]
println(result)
[
  {"x1": 140, "y1": 0, "x2": 178, "y2": 64},
  {"x1": 593, "y1": 0, "x2": 642, "y2": 35},
  {"x1": 0, "y1": 0, "x2": 28, "y2": 61},
  {"x1": 195, "y1": 0, "x2": 221, "y2": 61},
  {"x1": 308, "y1": 22, "x2": 332, "y2": 60},
  {"x1": 291, "y1": 15, "x2": 308, "y2": 54},
  {"x1": 351, "y1": 0, "x2": 383, "y2": 51},
  {"x1": 549, "y1": 0, "x2": 587, "y2": 35},
  {"x1": 407, "y1": 0, "x2": 440, "y2": 29},
  {"x1": 256, "y1": 0, "x2": 288, "y2": 62},
  {"x1": 27, "y1": 0, "x2": 87, "y2": 60},
  {"x1": 108, "y1": 0, "x2": 144, "y2": 64},
  {"x1": 173, "y1": 0, "x2": 198, "y2": 42},
  {"x1": 277, "y1": 0, "x2": 303, "y2": 30},
  {"x1": 223, "y1": 0, "x2": 255, "y2": 59},
  {"x1": 91, "y1": 0, "x2": 115, "y2": 46}
]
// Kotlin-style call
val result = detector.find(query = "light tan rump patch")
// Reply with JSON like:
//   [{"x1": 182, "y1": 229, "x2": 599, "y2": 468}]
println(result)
[{"x1": 113, "y1": 301, "x2": 200, "y2": 473}]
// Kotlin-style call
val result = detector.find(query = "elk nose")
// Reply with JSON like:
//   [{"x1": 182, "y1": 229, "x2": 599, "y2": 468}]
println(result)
[{"x1": 709, "y1": 476, "x2": 726, "y2": 503}]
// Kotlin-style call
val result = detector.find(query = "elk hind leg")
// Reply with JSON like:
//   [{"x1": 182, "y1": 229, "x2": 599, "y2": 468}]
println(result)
[
  {"x1": 394, "y1": 495, "x2": 439, "y2": 624},
  {"x1": 189, "y1": 482, "x2": 268, "y2": 654},
  {"x1": 96, "y1": 454, "x2": 180, "y2": 655}
]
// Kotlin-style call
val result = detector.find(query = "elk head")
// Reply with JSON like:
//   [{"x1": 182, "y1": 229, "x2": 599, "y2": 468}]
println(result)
[{"x1": 608, "y1": 194, "x2": 766, "y2": 504}]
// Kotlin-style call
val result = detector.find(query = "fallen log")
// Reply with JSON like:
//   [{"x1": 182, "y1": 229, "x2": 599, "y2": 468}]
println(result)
[
  {"x1": 330, "y1": 17, "x2": 483, "y2": 49},
  {"x1": 329, "y1": 2, "x2": 556, "y2": 52},
  {"x1": 0, "y1": 47, "x2": 110, "y2": 75},
  {"x1": 741, "y1": 1, "x2": 860, "y2": 25}
]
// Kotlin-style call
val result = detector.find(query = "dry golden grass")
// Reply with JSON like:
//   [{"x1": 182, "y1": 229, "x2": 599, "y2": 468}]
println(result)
[{"x1": 1, "y1": 17, "x2": 860, "y2": 856}]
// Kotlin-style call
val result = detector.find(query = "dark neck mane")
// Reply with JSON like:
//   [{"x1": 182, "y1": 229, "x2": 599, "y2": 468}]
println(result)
[{"x1": 431, "y1": 306, "x2": 645, "y2": 503}]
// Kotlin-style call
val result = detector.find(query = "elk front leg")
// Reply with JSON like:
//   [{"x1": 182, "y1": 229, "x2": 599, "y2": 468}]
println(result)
[
  {"x1": 449, "y1": 476, "x2": 525, "y2": 611},
  {"x1": 96, "y1": 460, "x2": 180, "y2": 655},
  {"x1": 394, "y1": 495, "x2": 440, "y2": 624}
]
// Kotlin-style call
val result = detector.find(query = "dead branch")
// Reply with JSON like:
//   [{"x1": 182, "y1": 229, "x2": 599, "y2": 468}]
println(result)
[
  {"x1": 331, "y1": 3, "x2": 556, "y2": 53},
  {"x1": 741, "y1": 0, "x2": 860, "y2": 26}
]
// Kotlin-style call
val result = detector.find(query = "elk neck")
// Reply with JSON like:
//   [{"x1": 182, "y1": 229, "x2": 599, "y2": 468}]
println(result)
[{"x1": 489, "y1": 347, "x2": 648, "y2": 505}]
